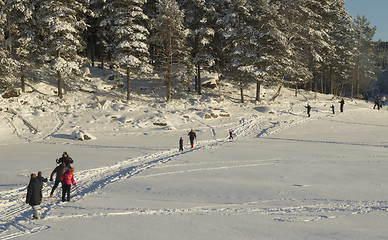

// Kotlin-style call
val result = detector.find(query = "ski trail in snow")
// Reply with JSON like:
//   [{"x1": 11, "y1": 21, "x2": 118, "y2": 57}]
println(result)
[{"x1": 42, "y1": 198, "x2": 388, "y2": 223}]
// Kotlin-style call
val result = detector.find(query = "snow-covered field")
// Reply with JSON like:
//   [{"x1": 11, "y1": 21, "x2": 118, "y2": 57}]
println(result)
[{"x1": 0, "y1": 68, "x2": 388, "y2": 239}]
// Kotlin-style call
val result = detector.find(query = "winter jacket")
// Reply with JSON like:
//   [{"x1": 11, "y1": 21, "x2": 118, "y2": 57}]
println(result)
[
  {"x1": 188, "y1": 131, "x2": 196, "y2": 141},
  {"x1": 56, "y1": 156, "x2": 73, "y2": 168},
  {"x1": 61, "y1": 170, "x2": 76, "y2": 186},
  {"x1": 26, "y1": 177, "x2": 42, "y2": 206},
  {"x1": 50, "y1": 164, "x2": 67, "y2": 183},
  {"x1": 37, "y1": 171, "x2": 47, "y2": 190}
]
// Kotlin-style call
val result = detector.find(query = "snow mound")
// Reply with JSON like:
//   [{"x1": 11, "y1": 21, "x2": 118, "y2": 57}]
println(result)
[{"x1": 71, "y1": 130, "x2": 97, "y2": 141}]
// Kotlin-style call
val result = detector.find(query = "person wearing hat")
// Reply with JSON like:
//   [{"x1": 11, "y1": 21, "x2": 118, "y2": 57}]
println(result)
[
  {"x1": 26, "y1": 173, "x2": 43, "y2": 220},
  {"x1": 56, "y1": 152, "x2": 74, "y2": 168},
  {"x1": 188, "y1": 129, "x2": 196, "y2": 148},
  {"x1": 49, "y1": 162, "x2": 67, "y2": 197},
  {"x1": 61, "y1": 167, "x2": 76, "y2": 202}
]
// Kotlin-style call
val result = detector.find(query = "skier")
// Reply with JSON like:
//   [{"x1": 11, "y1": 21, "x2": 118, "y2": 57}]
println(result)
[
  {"x1": 26, "y1": 173, "x2": 42, "y2": 220},
  {"x1": 305, "y1": 104, "x2": 311, "y2": 117},
  {"x1": 331, "y1": 105, "x2": 335, "y2": 114},
  {"x1": 188, "y1": 129, "x2": 196, "y2": 148},
  {"x1": 381, "y1": 95, "x2": 386, "y2": 107},
  {"x1": 339, "y1": 98, "x2": 345, "y2": 113},
  {"x1": 374, "y1": 95, "x2": 381, "y2": 110},
  {"x1": 61, "y1": 167, "x2": 76, "y2": 202},
  {"x1": 56, "y1": 152, "x2": 73, "y2": 168},
  {"x1": 229, "y1": 130, "x2": 233, "y2": 140},
  {"x1": 49, "y1": 162, "x2": 67, "y2": 197},
  {"x1": 179, "y1": 137, "x2": 184, "y2": 151}
]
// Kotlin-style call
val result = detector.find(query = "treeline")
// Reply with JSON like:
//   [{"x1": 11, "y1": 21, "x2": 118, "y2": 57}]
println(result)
[{"x1": 0, "y1": 0, "x2": 386, "y2": 102}]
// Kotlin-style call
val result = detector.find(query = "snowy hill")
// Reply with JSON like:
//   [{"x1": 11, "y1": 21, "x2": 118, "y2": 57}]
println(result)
[{"x1": 0, "y1": 66, "x2": 388, "y2": 240}]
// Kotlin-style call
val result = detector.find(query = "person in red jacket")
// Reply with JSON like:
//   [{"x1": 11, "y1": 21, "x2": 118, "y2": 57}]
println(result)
[{"x1": 61, "y1": 167, "x2": 76, "y2": 202}]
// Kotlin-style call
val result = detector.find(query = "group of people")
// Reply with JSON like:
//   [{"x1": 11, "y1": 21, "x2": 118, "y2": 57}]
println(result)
[
  {"x1": 178, "y1": 129, "x2": 234, "y2": 151},
  {"x1": 306, "y1": 98, "x2": 345, "y2": 117},
  {"x1": 26, "y1": 152, "x2": 76, "y2": 220}
]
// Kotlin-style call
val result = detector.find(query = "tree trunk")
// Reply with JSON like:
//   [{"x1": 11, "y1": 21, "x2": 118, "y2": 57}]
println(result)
[
  {"x1": 295, "y1": 81, "x2": 298, "y2": 97},
  {"x1": 197, "y1": 64, "x2": 201, "y2": 95},
  {"x1": 270, "y1": 85, "x2": 282, "y2": 101},
  {"x1": 126, "y1": 67, "x2": 131, "y2": 101},
  {"x1": 255, "y1": 81, "x2": 262, "y2": 102},
  {"x1": 240, "y1": 82, "x2": 244, "y2": 103},
  {"x1": 57, "y1": 70, "x2": 63, "y2": 98},
  {"x1": 21, "y1": 66, "x2": 26, "y2": 93}
]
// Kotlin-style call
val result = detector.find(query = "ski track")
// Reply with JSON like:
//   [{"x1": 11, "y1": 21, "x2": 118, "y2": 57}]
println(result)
[{"x1": 1, "y1": 106, "x2": 385, "y2": 239}]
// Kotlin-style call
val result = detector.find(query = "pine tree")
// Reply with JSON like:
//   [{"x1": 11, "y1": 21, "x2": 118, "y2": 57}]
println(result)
[
  {"x1": 178, "y1": 0, "x2": 215, "y2": 95},
  {"x1": 219, "y1": 0, "x2": 254, "y2": 103},
  {"x1": 35, "y1": 0, "x2": 88, "y2": 98},
  {"x1": 152, "y1": 0, "x2": 190, "y2": 102},
  {"x1": 324, "y1": 0, "x2": 354, "y2": 96},
  {"x1": 352, "y1": 15, "x2": 378, "y2": 98},
  {"x1": 3, "y1": 0, "x2": 38, "y2": 92},
  {"x1": 108, "y1": 0, "x2": 152, "y2": 101}
]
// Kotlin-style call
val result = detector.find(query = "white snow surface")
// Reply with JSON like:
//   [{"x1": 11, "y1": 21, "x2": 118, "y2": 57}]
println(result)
[{"x1": 0, "y1": 68, "x2": 388, "y2": 240}]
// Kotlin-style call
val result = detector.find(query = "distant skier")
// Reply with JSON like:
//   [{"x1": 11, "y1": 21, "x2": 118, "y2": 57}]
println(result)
[
  {"x1": 49, "y1": 162, "x2": 67, "y2": 197},
  {"x1": 305, "y1": 104, "x2": 311, "y2": 117},
  {"x1": 374, "y1": 95, "x2": 381, "y2": 110},
  {"x1": 61, "y1": 167, "x2": 76, "y2": 202},
  {"x1": 381, "y1": 95, "x2": 386, "y2": 107},
  {"x1": 179, "y1": 137, "x2": 184, "y2": 151},
  {"x1": 188, "y1": 129, "x2": 196, "y2": 148},
  {"x1": 56, "y1": 152, "x2": 73, "y2": 168},
  {"x1": 339, "y1": 98, "x2": 345, "y2": 113},
  {"x1": 26, "y1": 173, "x2": 42, "y2": 220},
  {"x1": 331, "y1": 105, "x2": 335, "y2": 114},
  {"x1": 229, "y1": 130, "x2": 233, "y2": 140}
]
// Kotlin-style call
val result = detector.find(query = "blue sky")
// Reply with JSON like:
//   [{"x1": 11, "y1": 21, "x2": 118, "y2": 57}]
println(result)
[{"x1": 344, "y1": 0, "x2": 388, "y2": 41}]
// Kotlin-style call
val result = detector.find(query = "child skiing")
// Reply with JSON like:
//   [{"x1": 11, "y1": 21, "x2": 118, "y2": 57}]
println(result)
[
  {"x1": 331, "y1": 105, "x2": 335, "y2": 114},
  {"x1": 61, "y1": 167, "x2": 76, "y2": 202},
  {"x1": 229, "y1": 130, "x2": 233, "y2": 140},
  {"x1": 179, "y1": 137, "x2": 184, "y2": 151}
]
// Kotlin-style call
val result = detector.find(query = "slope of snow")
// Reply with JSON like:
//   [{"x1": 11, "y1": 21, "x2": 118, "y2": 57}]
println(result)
[{"x1": 0, "y1": 66, "x2": 387, "y2": 239}]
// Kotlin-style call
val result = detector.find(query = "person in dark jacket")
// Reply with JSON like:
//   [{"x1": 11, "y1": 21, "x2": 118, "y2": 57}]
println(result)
[
  {"x1": 37, "y1": 171, "x2": 47, "y2": 191},
  {"x1": 49, "y1": 162, "x2": 67, "y2": 197},
  {"x1": 339, "y1": 98, "x2": 345, "y2": 113},
  {"x1": 305, "y1": 104, "x2": 311, "y2": 117},
  {"x1": 188, "y1": 129, "x2": 196, "y2": 148},
  {"x1": 56, "y1": 152, "x2": 73, "y2": 168},
  {"x1": 26, "y1": 173, "x2": 42, "y2": 220},
  {"x1": 179, "y1": 137, "x2": 184, "y2": 151}
]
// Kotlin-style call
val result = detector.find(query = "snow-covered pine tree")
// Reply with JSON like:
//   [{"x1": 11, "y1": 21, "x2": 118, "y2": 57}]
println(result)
[
  {"x1": 352, "y1": 15, "x2": 378, "y2": 98},
  {"x1": 178, "y1": 0, "x2": 215, "y2": 95},
  {"x1": 3, "y1": 0, "x2": 37, "y2": 92},
  {"x1": 249, "y1": 0, "x2": 287, "y2": 102},
  {"x1": 0, "y1": 0, "x2": 19, "y2": 90},
  {"x1": 107, "y1": 0, "x2": 152, "y2": 101},
  {"x1": 151, "y1": 0, "x2": 190, "y2": 102},
  {"x1": 35, "y1": 0, "x2": 88, "y2": 98},
  {"x1": 277, "y1": 0, "x2": 313, "y2": 94},
  {"x1": 324, "y1": 0, "x2": 354, "y2": 96}
]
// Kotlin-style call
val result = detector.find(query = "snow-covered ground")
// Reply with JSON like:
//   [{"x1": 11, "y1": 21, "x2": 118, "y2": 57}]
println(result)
[{"x1": 0, "y1": 67, "x2": 387, "y2": 239}]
